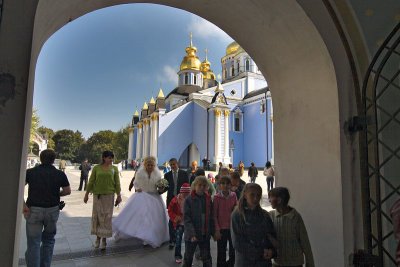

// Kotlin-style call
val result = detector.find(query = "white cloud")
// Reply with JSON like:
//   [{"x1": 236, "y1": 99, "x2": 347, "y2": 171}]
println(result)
[
  {"x1": 188, "y1": 15, "x2": 233, "y2": 43},
  {"x1": 157, "y1": 65, "x2": 178, "y2": 85}
]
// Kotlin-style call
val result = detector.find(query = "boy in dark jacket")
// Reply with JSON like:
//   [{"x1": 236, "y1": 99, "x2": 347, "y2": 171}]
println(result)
[{"x1": 183, "y1": 176, "x2": 214, "y2": 267}]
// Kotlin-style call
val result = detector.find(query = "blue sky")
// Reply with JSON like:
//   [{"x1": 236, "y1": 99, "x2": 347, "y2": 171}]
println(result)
[{"x1": 34, "y1": 4, "x2": 233, "y2": 138}]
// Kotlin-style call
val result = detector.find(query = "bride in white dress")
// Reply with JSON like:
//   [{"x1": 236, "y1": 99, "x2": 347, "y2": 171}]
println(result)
[{"x1": 112, "y1": 156, "x2": 169, "y2": 248}]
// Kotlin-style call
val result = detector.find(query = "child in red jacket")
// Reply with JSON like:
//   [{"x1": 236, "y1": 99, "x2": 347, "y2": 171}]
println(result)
[{"x1": 168, "y1": 183, "x2": 191, "y2": 263}]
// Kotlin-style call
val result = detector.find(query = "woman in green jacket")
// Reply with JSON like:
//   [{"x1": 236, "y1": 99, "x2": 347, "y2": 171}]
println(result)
[{"x1": 84, "y1": 151, "x2": 122, "y2": 250}]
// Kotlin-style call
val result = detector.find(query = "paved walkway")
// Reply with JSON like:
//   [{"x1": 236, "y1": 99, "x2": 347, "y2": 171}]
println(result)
[{"x1": 19, "y1": 167, "x2": 272, "y2": 266}]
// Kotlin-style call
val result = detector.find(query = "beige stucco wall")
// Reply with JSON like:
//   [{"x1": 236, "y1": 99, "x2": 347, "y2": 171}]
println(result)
[{"x1": 0, "y1": 0, "x2": 367, "y2": 266}]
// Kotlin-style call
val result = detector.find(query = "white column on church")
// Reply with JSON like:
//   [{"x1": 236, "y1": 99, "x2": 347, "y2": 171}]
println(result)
[
  {"x1": 224, "y1": 110, "x2": 230, "y2": 163},
  {"x1": 149, "y1": 117, "x2": 154, "y2": 156},
  {"x1": 142, "y1": 121, "x2": 147, "y2": 158},
  {"x1": 150, "y1": 113, "x2": 158, "y2": 159},
  {"x1": 136, "y1": 123, "x2": 142, "y2": 160},
  {"x1": 214, "y1": 109, "x2": 220, "y2": 164},
  {"x1": 143, "y1": 119, "x2": 149, "y2": 157},
  {"x1": 128, "y1": 127, "x2": 134, "y2": 161}
]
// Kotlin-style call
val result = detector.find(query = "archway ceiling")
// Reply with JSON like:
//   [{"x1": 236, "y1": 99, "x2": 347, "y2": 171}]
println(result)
[{"x1": 348, "y1": 0, "x2": 400, "y2": 55}]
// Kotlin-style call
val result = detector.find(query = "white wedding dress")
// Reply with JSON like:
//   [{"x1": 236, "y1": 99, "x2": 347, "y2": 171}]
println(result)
[{"x1": 112, "y1": 167, "x2": 169, "y2": 248}]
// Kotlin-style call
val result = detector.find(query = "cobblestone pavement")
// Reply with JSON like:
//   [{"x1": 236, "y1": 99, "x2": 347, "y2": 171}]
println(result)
[{"x1": 19, "y1": 167, "x2": 272, "y2": 266}]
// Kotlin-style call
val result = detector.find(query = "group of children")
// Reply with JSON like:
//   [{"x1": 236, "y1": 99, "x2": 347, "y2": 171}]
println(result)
[{"x1": 167, "y1": 172, "x2": 314, "y2": 267}]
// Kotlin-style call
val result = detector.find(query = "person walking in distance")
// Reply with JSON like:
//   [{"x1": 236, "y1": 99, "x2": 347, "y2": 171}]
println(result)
[
  {"x1": 78, "y1": 159, "x2": 91, "y2": 191},
  {"x1": 263, "y1": 161, "x2": 275, "y2": 192},
  {"x1": 59, "y1": 159, "x2": 66, "y2": 172},
  {"x1": 188, "y1": 160, "x2": 199, "y2": 185},
  {"x1": 248, "y1": 162, "x2": 258, "y2": 183},
  {"x1": 164, "y1": 158, "x2": 189, "y2": 249},
  {"x1": 238, "y1": 160, "x2": 245, "y2": 177},
  {"x1": 23, "y1": 149, "x2": 71, "y2": 267}
]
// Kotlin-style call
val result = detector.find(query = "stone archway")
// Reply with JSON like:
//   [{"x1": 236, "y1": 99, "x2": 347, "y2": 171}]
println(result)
[{"x1": 0, "y1": 1, "x2": 365, "y2": 266}]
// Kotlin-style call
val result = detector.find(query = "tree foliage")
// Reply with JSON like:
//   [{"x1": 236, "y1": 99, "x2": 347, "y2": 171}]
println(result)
[
  {"x1": 112, "y1": 126, "x2": 129, "y2": 162},
  {"x1": 84, "y1": 130, "x2": 115, "y2": 164},
  {"x1": 53, "y1": 129, "x2": 84, "y2": 161},
  {"x1": 80, "y1": 127, "x2": 129, "y2": 164},
  {"x1": 30, "y1": 121, "x2": 129, "y2": 164},
  {"x1": 38, "y1": 127, "x2": 55, "y2": 149},
  {"x1": 30, "y1": 109, "x2": 40, "y2": 142}
]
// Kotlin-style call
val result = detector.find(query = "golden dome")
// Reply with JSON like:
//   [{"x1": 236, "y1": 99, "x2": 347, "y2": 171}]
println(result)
[
  {"x1": 200, "y1": 49, "x2": 216, "y2": 80},
  {"x1": 149, "y1": 97, "x2": 155, "y2": 104},
  {"x1": 201, "y1": 61, "x2": 216, "y2": 80},
  {"x1": 180, "y1": 33, "x2": 201, "y2": 71},
  {"x1": 180, "y1": 47, "x2": 201, "y2": 71},
  {"x1": 200, "y1": 59, "x2": 210, "y2": 73},
  {"x1": 226, "y1": 41, "x2": 244, "y2": 56}
]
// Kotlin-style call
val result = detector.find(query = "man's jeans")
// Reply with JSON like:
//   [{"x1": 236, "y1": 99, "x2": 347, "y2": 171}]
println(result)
[
  {"x1": 78, "y1": 176, "x2": 88, "y2": 191},
  {"x1": 25, "y1": 206, "x2": 59, "y2": 267}
]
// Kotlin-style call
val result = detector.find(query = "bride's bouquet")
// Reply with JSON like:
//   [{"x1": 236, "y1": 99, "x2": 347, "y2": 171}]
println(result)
[{"x1": 156, "y1": 178, "x2": 169, "y2": 193}]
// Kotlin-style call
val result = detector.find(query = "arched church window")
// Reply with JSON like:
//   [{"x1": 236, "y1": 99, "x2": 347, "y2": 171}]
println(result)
[
  {"x1": 245, "y1": 59, "x2": 250, "y2": 71},
  {"x1": 194, "y1": 75, "x2": 197, "y2": 84},
  {"x1": 231, "y1": 66, "x2": 235, "y2": 76},
  {"x1": 234, "y1": 112, "x2": 241, "y2": 132},
  {"x1": 237, "y1": 61, "x2": 240, "y2": 73},
  {"x1": 185, "y1": 74, "x2": 189, "y2": 84}
]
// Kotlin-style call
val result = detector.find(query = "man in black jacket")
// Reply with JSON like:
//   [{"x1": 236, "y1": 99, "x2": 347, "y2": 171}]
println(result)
[
  {"x1": 78, "y1": 159, "x2": 91, "y2": 191},
  {"x1": 24, "y1": 149, "x2": 71, "y2": 267},
  {"x1": 164, "y1": 158, "x2": 189, "y2": 249}
]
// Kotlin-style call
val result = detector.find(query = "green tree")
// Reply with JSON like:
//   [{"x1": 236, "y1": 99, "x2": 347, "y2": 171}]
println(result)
[
  {"x1": 38, "y1": 126, "x2": 55, "y2": 149},
  {"x1": 30, "y1": 109, "x2": 39, "y2": 142},
  {"x1": 29, "y1": 109, "x2": 40, "y2": 154},
  {"x1": 85, "y1": 130, "x2": 115, "y2": 163},
  {"x1": 112, "y1": 126, "x2": 129, "y2": 162},
  {"x1": 53, "y1": 129, "x2": 84, "y2": 162}
]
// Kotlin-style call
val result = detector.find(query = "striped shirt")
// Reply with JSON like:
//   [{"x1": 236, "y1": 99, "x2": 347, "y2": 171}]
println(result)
[{"x1": 269, "y1": 208, "x2": 315, "y2": 267}]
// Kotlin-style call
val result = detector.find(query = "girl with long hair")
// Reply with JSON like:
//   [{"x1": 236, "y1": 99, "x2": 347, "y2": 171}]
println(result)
[{"x1": 231, "y1": 183, "x2": 277, "y2": 267}]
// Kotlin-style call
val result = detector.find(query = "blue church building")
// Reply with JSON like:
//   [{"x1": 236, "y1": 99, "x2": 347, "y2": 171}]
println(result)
[{"x1": 128, "y1": 38, "x2": 273, "y2": 169}]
